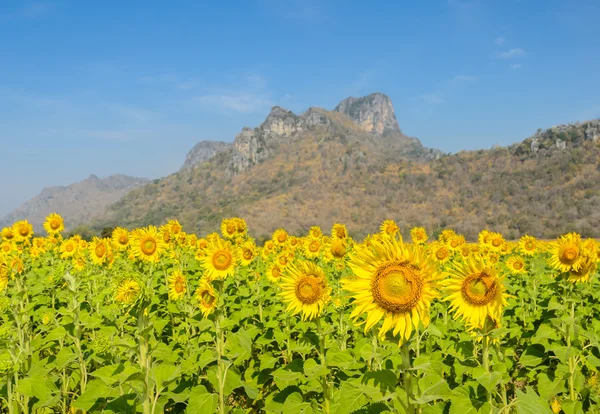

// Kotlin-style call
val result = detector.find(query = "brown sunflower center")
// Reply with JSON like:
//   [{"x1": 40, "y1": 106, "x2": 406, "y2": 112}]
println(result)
[
  {"x1": 331, "y1": 243, "x2": 346, "y2": 258},
  {"x1": 95, "y1": 244, "x2": 106, "y2": 258},
  {"x1": 19, "y1": 226, "x2": 29, "y2": 237},
  {"x1": 175, "y1": 279, "x2": 185, "y2": 293},
  {"x1": 226, "y1": 224, "x2": 236, "y2": 235},
  {"x1": 295, "y1": 275, "x2": 323, "y2": 304},
  {"x1": 386, "y1": 225, "x2": 396, "y2": 234},
  {"x1": 212, "y1": 250, "x2": 232, "y2": 270},
  {"x1": 243, "y1": 249, "x2": 253, "y2": 260},
  {"x1": 66, "y1": 243, "x2": 74, "y2": 252},
  {"x1": 461, "y1": 271, "x2": 498, "y2": 306},
  {"x1": 525, "y1": 241, "x2": 534, "y2": 250},
  {"x1": 371, "y1": 261, "x2": 423, "y2": 313},
  {"x1": 436, "y1": 247, "x2": 449, "y2": 260},
  {"x1": 277, "y1": 233, "x2": 287, "y2": 243},
  {"x1": 451, "y1": 240, "x2": 460, "y2": 248},
  {"x1": 142, "y1": 239, "x2": 157, "y2": 255},
  {"x1": 271, "y1": 266, "x2": 281, "y2": 279},
  {"x1": 119, "y1": 235, "x2": 128, "y2": 245},
  {"x1": 201, "y1": 290, "x2": 215, "y2": 305},
  {"x1": 492, "y1": 238, "x2": 502, "y2": 247},
  {"x1": 50, "y1": 219, "x2": 61, "y2": 230},
  {"x1": 309, "y1": 240, "x2": 320, "y2": 253},
  {"x1": 336, "y1": 229, "x2": 346, "y2": 238},
  {"x1": 278, "y1": 256, "x2": 288, "y2": 266},
  {"x1": 561, "y1": 246, "x2": 578, "y2": 263},
  {"x1": 513, "y1": 261, "x2": 523, "y2": 270}
]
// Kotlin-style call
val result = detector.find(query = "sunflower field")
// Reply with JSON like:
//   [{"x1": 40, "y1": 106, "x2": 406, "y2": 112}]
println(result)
[{"x1": 1, "y1": 215, "x2": 599, "y2": 414}]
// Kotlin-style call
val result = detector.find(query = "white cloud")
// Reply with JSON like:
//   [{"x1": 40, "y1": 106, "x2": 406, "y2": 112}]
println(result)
[
  {"x1": 494, "y1": 48, "x2": 526, "y2": 59},
  {"x1": 194, "y1": 93, "x2": 273, "y2": 114},
  {"x1": 495, "y1": 36, "x2": 506, "y2": 46},
  {"x1": 421, "y1": 93, "x2": 445, "y2": 105},
  {"x1": 510, "y1": 63, "x2": 523, "y2": 70}
]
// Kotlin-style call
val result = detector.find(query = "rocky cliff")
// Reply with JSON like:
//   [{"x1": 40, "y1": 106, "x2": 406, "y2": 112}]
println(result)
[
  {"x1": 334, "y1": 92, "x2": 401, "y2": 135},
  {"x1": 0, "y1": 174, "x2": 149, "y2": 231},
  {"x1": 181, "y1": 141, "x2": 231, "y2": 171}
]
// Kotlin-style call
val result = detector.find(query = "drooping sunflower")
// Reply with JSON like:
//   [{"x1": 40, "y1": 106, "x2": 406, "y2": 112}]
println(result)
[
  {"x1": 380, "y1": 220, "x2": 400, "y2": 239},
  {"x1": 329, "y1": 238, "x2": 347, "y2": 260},
  {"x1": 331, "y1": 223, "x2": 348, "y2": 240},
  {"x1": 1, "y1": 227, "x2": 15, "y2": 242},
  {"x1": 273, "y1": 229, "x2": 289, "y2": 246},
  {"x1": 280, "y1": 261, "x2": 331, "y2": 321},
  {"x1": 410, "y1": 227, "x2": 428, "y2": 245},
  {"x1": 478, "y1": 230, "x2": 491, "y2": 246},
  {"x1": 43, "y1": 213, "x2": 64, "y2": 235},
  {"x1": 343, "y1": 237, "x2": 441, "y2": 344},
  {"x1": 12, "y1": 220, "x2": 34, "y2": 241},
  {"x1": 89, "y1": 237, "x2": 110, "y2": 265},
  {"x1": 276, "y1": 253, "x2": 291, "y2": 268},
  {"x1": 548, "y1": 233, "x2": 584, "y2": 273},
  {"x1": 303, "y1": 237, "x2": 323, "y2": 259},
  {"x1": 220, "y1": 218, "x2": 238, "y2": 240},
  {"x1": 440, "y1": 229, "x2": 457, "y2": 243},
  {"x1": 518, "y1": 235, "x2": 538, "y2": 256},
  {"x1": 201, "y1": 238, "x2": 238, "y2": 281},
  {"x1": 111, "y1": 227, "x2": 130, "y2": 251},
  {"x1": 115, "y1": 279, "x2": 141, "y2": 303},
  {"x1": 130, "y1": 226, "x2": 166, "y2": 263},
  {"x1": 234, "y1": 218, "x2": 247, "y2": 237},
  {"x1": 72, "y1": 255, "x2": 87, "y2": 272},
  {"x1": 447, "y1": 235, "x2": 466, "y2": 251},
  {"x1": 266, "y1": 263, "x2": 283, "y2": 283},
  {"x1": 0, "y1": 258, "x2": 8, "y2": 290},
  {"x1": 60, "y1": 238, "x2": 78, "y2": 259},
  {"x1": 506, "y1": 256, "x2": 526, "y2": 275},
  {"x1": 239, "y1": 240, "x2": 257, "y2": 266},
  {"x1": 168, "y1": 270, "x2": 187, "y2": 300},
  {"x1": 166, "y1": 220, "x2": 183, "y2": 235},
  {"x1": 195, "y1": 278, "x2": 218, "y2": 317},
  {"x1": 443, "y1": 258, "x2": 508, "y2": 330},
  {"x1": 567, "y1": 254, "x2": 597, "y2": 284}
]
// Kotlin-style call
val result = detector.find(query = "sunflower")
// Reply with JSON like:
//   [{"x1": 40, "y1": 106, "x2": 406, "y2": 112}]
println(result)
[
  {"x1": 201, "y1": 238, "x2": 237, "y2": 280},
  {"x1": 488, "y1": 232, "x2": 505, "y2": 252},
  {"x1": 304, "y1": 237, "x2": 323, "y2": 259},
  {"x1": 478, "y1": 230, "x2": 491, "y2": 246},
  {"x1": 440, "y1": 229, "x2": 457, "y2": 243},
  {"x1": 89, "y1": 237, "x2": 110, "y2": 265},
  {"x1": 447, "y1": 235, "x2": 466, "y2": 251},
  {"x1": 309, "y1": 226, "x2": 323, "y2": 239},
  {"x1": 0, "y1": 242, "x2": 13, "y2": 255},
  {"x1": 331, "y1": 223, "x2": 348, "y2": 240},
  {"x1": 168, "y1": 270, "x2": 187, "y2": 300},
  {"x1": 443, "y1": 258, "x2": 508, "y2": 330},
  {"x1": 329, "y1": 239, "x2": 347, "y2": 260},
  {"x1": 1, "y1": 227, "x2": 15, "y2": 241},
  {"x1": 239, "y1": 240, "x2": 257, "y2": 266},
  {"x1": 234, "y1": 218, "x2": 247, "y2": 237},
  {"x1": 289, "y1": 236, "x2": 300, "y2": 249},
  {"x1": 111, "y1": 227, "x2": 130, "y2": 251},
  {"x1": 518, "y1": 235, "x2": 538, "y2": 257},
  {"x1": 266, "y1": 263, "x2": 283, "y2": 283},
  {"x1": 343, "y1": 237, "x2": 441, "y2": 344},
  {"x1": 380, "y1": 220, "x2": 400, "y2": 239},
  {"x1": 195, "y1": 278, "x2": 218, "y2": 317},
  {"x1": 43, "y1": 213, "x2": 64, "y2": 235},
  {"x1": 115, "y1": 279, "x2": 141, "y2": 303},
  {"x1": 165, "y1": 220, "x2": 182, "y2": 235},
  {"x1": 72, "y1": 255, "x2": 87, "y2": 272},
  {"x1": 431, "y1": 242, "x2": 451, "y2": 265},
  {"x1": 130, "y1": 226, "x2": 166, "y2": 263},
  {"x1": 12, "y1": 220, "x2": 34, "y2": 241},
  {"x1": 273, "y1": 229, "x2": 289, "y2": 246},
  {"x1": 460, "y1": 245, "x2": 471, "y2": 259},
  {"x1": 276, "y1": 253, "x2": 291, "y2": 268},
  {"x1": 506, "y1": 256, "x2": 526, "y2": 275},
  {"x1": 567, "y1": 254, "x2": 597, "y2": 284},
  {"x1": 60, "y1": 239, "x2": 78, "y2": 259},
  {"x1": 10, "y1": 257, "x2": 23, "y2": 274},
  {"x1": 548, "y1": 233, "x2": 584, "y2": 273},
  {"x1": 410, "y1": 227, "x2": 428, "y2": 245},
  {"x1": 220, "y1": 218, "x2": 238, "y2": 239},
  {"x1": 0, "y1": 259, "x2": 8, "y2": 290},
  {"x1": 280, "y1": 261, "x2": 331, "y2": 320}
]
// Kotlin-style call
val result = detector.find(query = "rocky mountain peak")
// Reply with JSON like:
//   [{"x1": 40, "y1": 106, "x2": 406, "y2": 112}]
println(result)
[
  {"x1": 260, "y1": 106, "x2": 302, "y2": 137},
  {"x1": 181, "y1": 141, "x2": 232, "y2": 171},
  {"x1": 334, "y1": 92, "x2": 401, "y2": 135}
]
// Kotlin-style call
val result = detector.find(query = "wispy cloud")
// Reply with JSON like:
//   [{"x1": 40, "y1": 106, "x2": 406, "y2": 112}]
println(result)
[
  {"x1": 510, "y1": 63, "x2": 523, "y2": 70},
  {"x1": 420, "y1": 93, "x2": 445, "y2": 105},
  {"x1": 494, "y1": 48, "x2": 526, "y2": 59},
  {"x1": 419, "y1": 74, "x2": 477, "y2": 106},
  {"x1": 495, "y1": 36, "x2": 506, "y2": 46},
  {"x1": 194, "y1": 93, "x2": 273, "y2": 114}
]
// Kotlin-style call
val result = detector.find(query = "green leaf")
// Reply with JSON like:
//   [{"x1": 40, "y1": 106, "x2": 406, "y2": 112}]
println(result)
[
  {"x1": 519, "y1": 344, "x2": 546, "y2": 367},
  {"x1": 150, "y1": 363, "x2": 180, "y2": 390},
  {"x1": 303, "y1": 358, "x2": 329, "y2": 377},
  {"x1": 561, "y1": 399, "x2": 584, "y2": 414},
  {"x1": 271, "y1": 368, "x2": 304, "y2": 382},
  {"x1": 412, "y1": 374, "x2": 452, "y2": 404},
  {"x1": 326, "y1": 350, "x2": 354, "y2": 368},
  {"x1": 224, "y1": 328, "x2": 253, "y2": 364},
  {"x1": 72, "y1": 379, "x2": 117, "y2": 411},
  {"x1": 16, "y1": 375, "x2": 57, "y2": 401},
  {"x1": 515, "y1": 387, "x2": 553, "y2": 414},
  {"x1": 187, "y1": 385, "x2": 218, "y2": 414},
  {"x1": 472, "y1": 367, "x2": 502, "y2": 393},
  {"x1": 333, "y1": 382, "x2": 369, "y2": 414}
]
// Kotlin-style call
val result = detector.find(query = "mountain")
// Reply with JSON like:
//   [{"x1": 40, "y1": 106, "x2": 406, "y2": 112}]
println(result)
[
  {"x1": 0, "y1": 174, "x2": 149, "y2": 232},
  {"x1": 181, "y1": 141, "x2": 231, "y2": 171},
  {"x1": 93, "y1": 105, "x2": 600, "y2": 240}
]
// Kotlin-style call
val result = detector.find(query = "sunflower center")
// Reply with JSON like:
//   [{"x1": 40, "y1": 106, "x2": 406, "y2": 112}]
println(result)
[
  {"x1": 513, "y1": 261, "x2": 523, "y2": 270},
  {"x1": 277, "y1": 234, "x2": 287, "y2": 243},
  {"x1": 243, "y1": 249, "x2": 253, "y2": 260},
  {"x1": 336, "y1": 229, "x2": 346, "y2": 238},
  {"x1": 462, "y1": 272, "x2": 498, "y2": 306},
  {"x1": 436, "y1": 247, "x2": 449, "y2": 260},
  {"x1": 119, "y1": 235, "x2": 128, "y2": 245},
  {"x1": 271, "y1": 266, "x2": 281, "y2": 279},
  {"x1": 278, "y1": 256, "x2": 287, "y2": 266},
  {"x1": 226, "y1": 224, "x2": 236, "y2": 235},
  {"x1": 212, "y1": 250, "x2": 232, "y2": 270},
  {"x1": 163, "y1": 232, "x2": 171, "y2": 243},
  {"x1": 295, "y1": 276, "x2": 322, "y2": 304},
  {"x1": 309, "y1": 240, "x2": 320, "y2": 253},
  {"x1": 175, "y1": 279, "x2": 185, "y2": 293},
  {"x1": 50, "y1": 219, "x2": 61, "y2": 230},
  {"x1": 561, "y1": 246, "x2": 578, "y2": 263},
  {"x1": 386, "y1": 225, "x2": 396, "y2": 234},
  {"x1": 492, "y1": 238, "x2": 502, "y2": 247},
  {"x1": 371, "y1": 261, "x2": 423, "y2": 313},
  {"x1": 332, "y1": 244, "x2": 346, "y2": 258},
  {"x1": 66, "y1": 244, "x2": 74, "y2": 252},
  {"x1": 525, "y1": 241, "x2": 534, "y2": 250},
  {"x1": 19, "y1": 227, "x2": 29, "y2": 237},
  {"x1": 142, "y1": 239, "x2": 157, "y2": 255},
  {"x1": 95, "y1": 244, "x2": 106, "y2": 258},
  {"x1": 201, "y1": 290, "x2": 215, "y2": 305}
]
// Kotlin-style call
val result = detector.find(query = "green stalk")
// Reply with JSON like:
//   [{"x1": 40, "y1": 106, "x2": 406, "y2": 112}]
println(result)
[
  {"x1": 481, "y1": 324, "x2": 493, "y2": 412},
  {"x1": 315, "y1": 317, "x2": 330, "y2": 414},
  {"x1": 215, "y1": 312, "x2": 226, "y2": 414},
  {"x1": 566, "y1": 301, "x2": 576, "y2": 401},
  {"x1": 401, "y1": 343, "x2": 415, "y2": 414},
  {"x1": 138, "y1": 308, "x2": 151, "y2": 414}
]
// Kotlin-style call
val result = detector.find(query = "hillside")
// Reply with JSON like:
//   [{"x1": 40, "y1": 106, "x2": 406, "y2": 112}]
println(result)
[
  {"x1": 92, "y1": 93, "x2": 600, "y2": 240},
  {"x1": 0, "y1": 174, "x2": 149, "y2": 232}
]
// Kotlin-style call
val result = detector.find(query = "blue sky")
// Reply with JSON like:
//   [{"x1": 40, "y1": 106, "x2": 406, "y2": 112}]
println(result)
[{"x1": 1, "y1": 0, "x2": 599, "y2": 217}]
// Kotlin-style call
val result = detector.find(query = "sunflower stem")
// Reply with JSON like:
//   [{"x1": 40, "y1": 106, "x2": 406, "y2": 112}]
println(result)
[
  {"x1": 316, "y1": 317, "x2": 330, "y2": 414},
  {"x1": 481, "y1": 325, "x2": 493, "y2": 412},
  {"x1": 138, "y1": 307, "x2": 151, "y2": 414},
  {"x1": 566, "y1": 300, "x2": 577, "y2": 401},
  {"x1": 401, "y1": 343, "x2": 416, "y2": 414}
]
